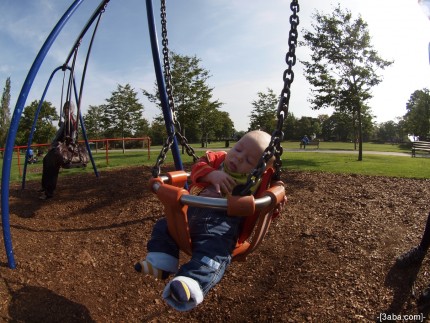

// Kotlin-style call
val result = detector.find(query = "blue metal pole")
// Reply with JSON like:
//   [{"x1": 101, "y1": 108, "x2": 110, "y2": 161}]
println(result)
[
  {"x1": 145, "y1": 0, "x2": 184, "y2": 171},
  {"x1": 1, "y1": 0, "x2": 85, "y2": 269},
  {"x1": 22, "y1": 66, "x2": 63, "y2": 189},
  {"x1": 79, "y1": 113, "x2": 99, "y2": 177},
  {"x1": 64, "y1": 0, "x2": 110, "y2": 66},
  {"x1": 71, "y1": 75, "x2": 99, "y2": 178}
]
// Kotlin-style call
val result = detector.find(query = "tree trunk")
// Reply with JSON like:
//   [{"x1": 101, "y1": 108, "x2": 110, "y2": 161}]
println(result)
[
  {"x1": 182, "y1": 127, "x2": 185, "y2": 154},
  {"x1": 357, "y1": 104, "x2": 363, "y2": 161}
]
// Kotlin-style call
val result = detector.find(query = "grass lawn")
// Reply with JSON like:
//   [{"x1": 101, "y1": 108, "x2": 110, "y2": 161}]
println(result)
[
  {"x1": 191, "y1": 140, "x2": 411, "y2": 153},
  {"x1": 2, "y1": 140, "x2": 427, "y2": 184},
  {"x1": 283, "y1": 152, "x2": 430, "y2": 178}
]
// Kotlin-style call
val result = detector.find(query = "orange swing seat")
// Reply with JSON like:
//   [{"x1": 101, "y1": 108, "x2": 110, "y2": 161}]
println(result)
[{"x1": 149, "y1": 168, "x2": 285, "y2": 261}]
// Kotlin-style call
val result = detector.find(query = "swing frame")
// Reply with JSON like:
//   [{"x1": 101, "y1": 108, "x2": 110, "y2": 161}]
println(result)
[
  {"x1": 2, "y1": 0, "x2": 109, "y2": 269},
  {"x1": 21, "y1": 2, "x2": 107, "y2": 189}
]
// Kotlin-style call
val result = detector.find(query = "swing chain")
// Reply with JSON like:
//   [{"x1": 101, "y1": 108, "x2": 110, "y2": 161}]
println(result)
[
  {"x1": 152, "y1": 0, "x2": 199, "y2": 178},
  {"x1": 160, "y1": 0, "x2": 199, "y2": 160},
  {"x1": 160, "y1": 0, "x2": 178, "y2": 128},
  {"x1": 152, "y1": 134, "x2": 175, "y2": 178},
  {"x1": 278, "y1": 0, "x2": 299, "y2": 119},
  {"x1": 175, "y1": 132, "x2": 199, "y2": 161},
  {"x1": 240, "y1": 0, "x2": 299, "y2": 195}
]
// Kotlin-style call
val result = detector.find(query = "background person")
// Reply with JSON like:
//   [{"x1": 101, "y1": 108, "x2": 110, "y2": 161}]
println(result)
[{"x1": 39, "y1": 101, "x2": 77, "y2": 200}]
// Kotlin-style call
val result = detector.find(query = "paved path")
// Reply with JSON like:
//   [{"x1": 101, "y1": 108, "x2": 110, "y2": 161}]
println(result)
[
  {"x1": 151, "y1": 147, "x2": 412, "y2": 157},
  {"x1": 286, "y1": 149, "x2": 411, "y2": 157}
]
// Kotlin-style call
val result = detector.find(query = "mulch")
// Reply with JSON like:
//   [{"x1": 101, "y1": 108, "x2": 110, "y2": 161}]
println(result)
[{"x1": 1, "y1": 165, "x2": 430, "y2": 322}]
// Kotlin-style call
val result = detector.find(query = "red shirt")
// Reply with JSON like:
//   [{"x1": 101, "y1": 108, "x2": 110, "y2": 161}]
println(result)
[{"x1": 189, "y1": 151, "x2": 227, "y2": 196}]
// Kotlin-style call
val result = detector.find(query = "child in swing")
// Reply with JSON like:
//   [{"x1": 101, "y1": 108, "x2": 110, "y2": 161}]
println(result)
[
  {"x1": 135, "y1": 130, "x2": 285, "y2": 311},
  {"x1": 39, "y1": 101, "x2": 77, "y2": 200}
]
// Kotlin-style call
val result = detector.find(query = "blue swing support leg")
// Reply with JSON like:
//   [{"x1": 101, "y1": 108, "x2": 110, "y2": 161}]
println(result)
[
  {"x1": 1, "y1": 0, "x2": 85, "y2": 269},
  {"x1": 2, "y1": 0, "x2": 110, "y2": 269}
]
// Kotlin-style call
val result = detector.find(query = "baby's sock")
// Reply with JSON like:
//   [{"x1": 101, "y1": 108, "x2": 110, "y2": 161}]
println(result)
[
  {"x1": 170, "y1": 280, "x2": 190, "y2": 303},
  {"x1": 134, "y1": 260, "x2": 170, "y2": 280}
]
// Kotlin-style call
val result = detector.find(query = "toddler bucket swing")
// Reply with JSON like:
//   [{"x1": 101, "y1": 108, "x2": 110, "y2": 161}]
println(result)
[{"x1": 146, "y1": 0, "x2": 299, "y2": 261}]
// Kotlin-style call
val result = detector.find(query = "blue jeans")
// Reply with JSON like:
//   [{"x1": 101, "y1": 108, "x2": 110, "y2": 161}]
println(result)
[{"x1": 147, "y1": 206, "x2": 244, "y2": 296}]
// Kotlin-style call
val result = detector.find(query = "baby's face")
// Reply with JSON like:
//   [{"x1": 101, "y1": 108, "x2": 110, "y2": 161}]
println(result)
[{"x1": 225, "y1": 136, "x2": 264, "y2": 174}]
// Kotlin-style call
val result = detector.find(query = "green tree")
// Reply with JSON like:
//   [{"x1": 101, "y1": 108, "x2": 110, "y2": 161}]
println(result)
[
  {"x1": 296, "y1": 116, "x2": 321, "y2": 140},
  {"x1": 199, "y1": 101, "x2": 223, "y2": 146},
  {"x1": 211, "y1": 110, "x2": 234, "y2": 140},
  {"x1": 375, "y1": 121, "x2": 399, "y2": 143},
  {"x1": 0, "y1": 77, "x2": 11, "y2": 148},
  {"x1": 142, "y1": 52, "x2": 228, "y2": 143},
  {"x1": 403, "y1": 89, "x2": 430, "y2": 140},
  {"x1": 248, "y1": 88, "x2": 277, "y2": 132},
  {"x1": 283, "y1": 112, "x2": 298, "y2": 140},
  {"x1": 148, "y1": 118, "x2": 167, "y2": 146},
  {"x1": 321, "y1": 112, "x2": 352, "y2": 142},
  {"x1": 135, "y1": 118, "x2": 150, "y2": 138},
  {"x1": 300, "y1": 4, "x2": 393, "y2": 160},
  {"x1": 16, "y1": 100, "x2": 59, "y2": 146},
  {"x1": 83, "y1": 104, "x2": 104, "y2": 149},
  {"x1": 359, "y1": 107, "x2": 375, "y2": 142},
  {"x1": 396, "y1": 118, "x2": 408, "y2": 143},
  {"x1": 316, "y1": 114, "x2": 329, "y2": 140},
  {"x1": 104, "y1": 84, "x2": 147, "y2": 151}
]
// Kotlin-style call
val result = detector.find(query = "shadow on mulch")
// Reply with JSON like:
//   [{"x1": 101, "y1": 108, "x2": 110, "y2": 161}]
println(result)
[
  {"x1": 379, "y1": 261, "x2": 422, "y2": 321},
  {"x1": 4, "y1": 280, "x2": 95, "y2": 322}
]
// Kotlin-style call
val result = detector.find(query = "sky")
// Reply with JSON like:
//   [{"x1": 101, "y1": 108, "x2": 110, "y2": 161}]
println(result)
[{"x1": 1, "y1": 0, "x2": 430, "y2": 132}]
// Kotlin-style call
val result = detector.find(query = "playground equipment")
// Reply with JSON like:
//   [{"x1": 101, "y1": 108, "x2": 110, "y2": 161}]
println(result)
[
  {"x1": 20, "y1": 0, "x2": 108, "y2": 187},
  {"x1": 1, "y1": 0, "x2": 299, "y2": 269},
  {"x1": 147, "y1": 0, "x2": 298, "y2": 260},
  {"x1": 21, "y1": 65, "x2": 99, "y2": 190},
  {"x1": 1, "y1": 0, "x2": 109, "y2": 269}
]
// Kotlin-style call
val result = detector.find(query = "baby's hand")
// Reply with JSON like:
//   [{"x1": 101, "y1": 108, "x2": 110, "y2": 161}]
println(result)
[
  {"x1": 202, "y1": 171, "x2": 236, "y2": 195},
  {"x1": 276, "y1": 196, "x2": 287, "y2": 212},
  {"x1": 272, "y1": 196, "x2": 287, "y2": 220}
]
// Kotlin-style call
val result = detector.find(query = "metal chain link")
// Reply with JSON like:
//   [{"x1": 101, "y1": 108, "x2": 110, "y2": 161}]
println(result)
[
  {"x1": 161, "y1": 0, "x2": 198, "y2": 162},
  {"x1": 239, "y1": 0, "x2": 299, "y2": 195},
  {"x1": 152, "y1": 135, "x2": 174, "y2": 178},
  {"x1": 160, "y1": 0, "x2": 177, "y2": 127},
  {"x1": 152, "y1": 0, "x2": 199, "y2": 178},
  {"x1": 153, "y1": 0, "x2": 298, "y2": 181}
]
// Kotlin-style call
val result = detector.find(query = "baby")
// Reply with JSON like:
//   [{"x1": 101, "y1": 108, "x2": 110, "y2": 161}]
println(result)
[{"x1": 136, "y1": 130, "x2": 277, "y2": 311}]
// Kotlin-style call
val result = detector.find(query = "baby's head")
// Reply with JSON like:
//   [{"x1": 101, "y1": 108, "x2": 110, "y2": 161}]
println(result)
[{"x1": 225, "y1": 130, "x2": 272, "y2": 174}]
